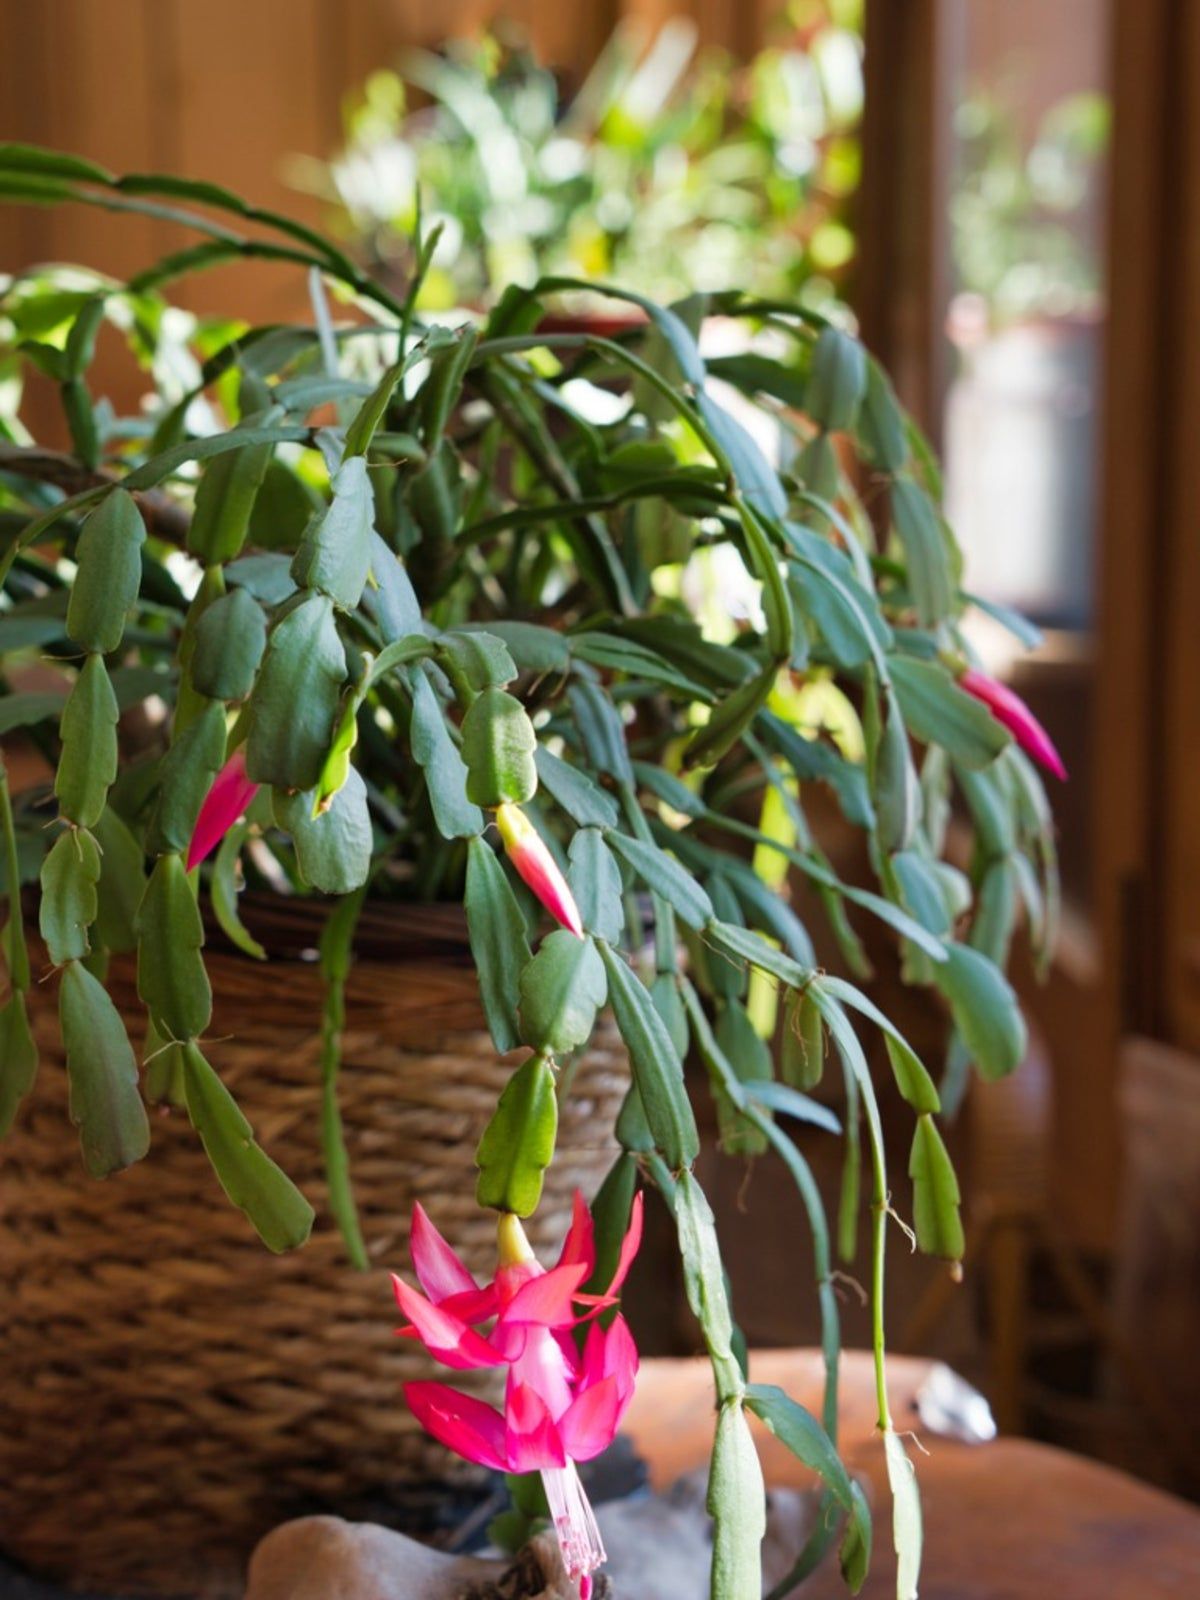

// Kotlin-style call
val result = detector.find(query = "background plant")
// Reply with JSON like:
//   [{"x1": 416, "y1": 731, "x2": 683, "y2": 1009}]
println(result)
[
  {"x1": 299, "y1": 1, "x2": 862, "y2": 312},
  {"x1": 0, "y1": 139, "x2": 1056, "y2": 1600}
]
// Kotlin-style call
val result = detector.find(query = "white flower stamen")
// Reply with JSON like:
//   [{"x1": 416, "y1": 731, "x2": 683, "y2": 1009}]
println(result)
[{"x1": 541, "y1": 1460, "x2": 606, "y2": 1597}]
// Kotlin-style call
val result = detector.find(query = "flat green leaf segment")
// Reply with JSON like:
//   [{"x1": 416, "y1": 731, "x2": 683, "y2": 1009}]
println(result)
[{"x1": 0, "y1": 146, "x2": 1060, "y2": 1600}]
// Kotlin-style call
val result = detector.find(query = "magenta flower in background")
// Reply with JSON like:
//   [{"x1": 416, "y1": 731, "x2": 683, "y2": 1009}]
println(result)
[
  {"x1": 394, "y1": 1193, "x2": 644, "y2": 1599},
  {"x1": 495, "y1": 801, "x2": 585, "y2": 938},
  {"x1": 959, "y1": 668, "x2": 1068, "y2": 781},
  {"x1": 186, "y1": 748, "x2": 260, "y2": 870}
]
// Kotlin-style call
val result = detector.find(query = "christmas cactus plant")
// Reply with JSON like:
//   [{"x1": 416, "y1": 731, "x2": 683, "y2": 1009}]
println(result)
[{"x1": 0, "y1": 143, "x2": 1060, "y2": 1600}]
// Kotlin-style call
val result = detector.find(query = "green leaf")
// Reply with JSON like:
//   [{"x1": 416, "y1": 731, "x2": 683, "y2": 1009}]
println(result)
[
  {"x1": 92, "y1": 806, "x2": 146, "y2": 954},
  {"x1": 343, "y1": 356, "x2": 408, "y2": 458},
  {"x1": 65, "y1": 489, "x2": 146, "y2": 653},
  {"x1": 721, "y1": 859, "x2": 816, "y2": 965},
  {"x1": 705, "y1": 920, "x2": 809, "y2": 992},
  {"x1": 211, "y1": 822, "x2": 266, "y2": 960},
  {"x1": 788, "y1": 561, "x2": 888, "y2": 674},
  {"x1": 190, "y1": 587, "x2": 267, "y2": 702},
  {"x1": 0, "y1": 992, "x2": 38, "y2": 1136},
  {"x1": 536, "y1": 747, "x2": 620, "y2": 829},
  {"x1": 59, "y1": 960, "x2": 151, "y2": 1176},
  {"x1": 462, "y1": 620, "x2": 569, "y2": 674},
  {"x1": 909, "y1": 1114, "x2": 964, "y2": 1261},
  {"x1": 0, "y1": 142, "x2": 114, "y2": 182},
  {"x1": 226, "y1": 550, "x2": 299, "y2": 604},
  {"x1": 857, "y1": 358, "x2": 908, "y2": 471},
  {"x1": 857, "y1": 356, "x2": 908, "y2": 467},
  {"x1": 54, "y1": 653, "x2": 118, "y2": 828},
  {"x1": 363, "y1": 534, "x2": 421, "y2": 641},
  {"x1": 418, "y1": 324, "x2": 479, "y2": 451},
  {"x1": 436, "y1": 630, "x2": 518, "y2": 691},
  {"x1": 889, "y1": 656, "x2": 1009, "y2": 769},
  {"x1": 874, "y1": 699, "x2": 921, "y2": 853},
  {"x1": 39, "y1": 827, "x2": 100, "y2": 964},
  {"x1": 183, "y1": 1041, "x2": 314, "y2": 1251},
  {"x1": 697, "y1": 391, "x2": 788, "y2": 519},
  {"x1": 685, "y1": 666, "x2": 775, "y2": 770},
  {"x1": 970, "y1": 856, "x2": 1017, "y2": 967},
  {"x1": 569, "y1": 678, "x2": 634, "y2": 786},
  {"x1": 890, "y1": 850, "x2": 952, "y2": 936},
  {"x1": 781, "y1": 987, "x2": 825, "y2": 1091},
  {"x1": 796, "y1": 433, "x2": 840, "y2": 503},
  {"x1": 840, "y1": 1482, "x2": 874, "y2": 1592},
  {"x1": 744, "y1": 1382, "x2": 857, "y2": 1508},
  {"x1": 571, "y1": 632, "x2": 710, "y2": 699},
  {"x1": 607, "y1": 830, "x2": 713, "y2": 931},
  {"x1": 708, "y1": 1401, "x2": 766, "y2": 1600},
  {"x1": 0, "y1": 691, "x2": 68, "y2": 736},
  {"x1": 760, "y1": 714, "x2": 875, "y2": 830},
  {"x1": 567, "y1": 828, "x2": 624, "y2": 942},
  {"x1": 291, "y1": 454, "x2": 375, "y2": 610},
  {"x1": 475, "y1": 1053, "x2": 558, "y2": 1217},
  {"x1": 247, "y1": 593, "x2": 346, "y2": 789},
  {"x1": 935, "y1": 942, "x2": 1026, "y2": 1081},
  {"x1": 686, "y1": 988, "x2": 767, "y2": 1158},
  {"x1": 246, "y1": 459, "x2": 321, "y2": 554},
  {"x1": 147, "y1": 700, "x2": 227, "y2": 857},
  {"x1": 806, "y1": 326, "x2": 867, "y2": 431},
  {"x1": 518, "y1": 930, "x2": 606, "y2": 1056},
  {"x1": 673, "y1": 1170, "x2": 737, "y2": 1373},
  {"x1": 136, "y1": 854, "x2": 212, "y2": 1041},
  {"x1": 408, "y1": 668, "x2": 485, "y2": 839},
  {"x1": 633, "y1": 761, "x2": 707, "y2": 820},
  {"x1": 821, "y1": 976, "x2": 941, "y2": 1113},
  {"x1": 461, "y1": 687, "x2": 538, "y2": 808},
  {"x1": 746, "y1": 1079, "x2": 840, "y2": 1134},
  {"x1": 600, "y1": 943, "x2": 698, "y2": 1169},
  {"x1": 188, "y1": 428, "x2": 274, "y2": 565},
  {"x1": 884, "y1": 1429, "x2": 923, "y2": 1600},
  {"x1": 890, "y1": 478, "x2": 955, "y2": 627},
  {"x1": 272, "y1": 767, "x2": 373, "y2": 894},
  {"x1": 465, "y1": 836, "x2": 531, "y2": 1054}
]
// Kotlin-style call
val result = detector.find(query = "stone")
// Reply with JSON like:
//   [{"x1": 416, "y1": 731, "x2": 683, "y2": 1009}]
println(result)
[
  {"x1": 244, "y1": 1474, "x2": 826, "y2": 1599},
  {"x1": 244, "y1": 1518, "x2": 601, "y2": 1600}
]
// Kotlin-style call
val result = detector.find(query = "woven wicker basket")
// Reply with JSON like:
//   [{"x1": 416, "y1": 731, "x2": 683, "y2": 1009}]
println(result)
[{"x1": 0, "y1": 901, "x2": 625, "y2": 1598}]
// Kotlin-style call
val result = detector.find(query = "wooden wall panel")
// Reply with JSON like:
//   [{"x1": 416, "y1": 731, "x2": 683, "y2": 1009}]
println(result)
[{"x1": 0, "y1": 0, "x2": 766, "y2": 318}]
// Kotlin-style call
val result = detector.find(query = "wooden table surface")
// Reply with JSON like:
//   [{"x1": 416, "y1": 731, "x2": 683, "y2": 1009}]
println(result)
[{"x1": 622, "y1": 1350, "x2": 1200, "y2": 1599}]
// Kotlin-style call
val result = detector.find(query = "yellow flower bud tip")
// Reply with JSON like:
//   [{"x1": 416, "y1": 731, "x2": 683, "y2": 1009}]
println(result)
[{"x1": 497, "y1": 1211, "x2": 536, "y2": 1268}]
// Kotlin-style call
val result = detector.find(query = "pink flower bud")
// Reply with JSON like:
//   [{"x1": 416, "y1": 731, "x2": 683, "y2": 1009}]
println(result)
[
  {"x1": 959, "y1": 668, "x2": 1067, "y2": 781},
  {"x1": 495, "y1": 802, "x2": 585, "y2": 938},
  {"x1": 186, "y1": 748, "x2": 260, "y2": 870}
]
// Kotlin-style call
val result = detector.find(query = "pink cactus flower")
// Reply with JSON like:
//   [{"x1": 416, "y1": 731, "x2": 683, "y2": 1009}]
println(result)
[
  {"x1": 394, "y1": 1193, "x2": 644, "y2": 1600},
  {"x1": 959, "y1": 668, "x2": 1067, "y2": 781},
  {"x1": 186, "y1": 748, "x2": 260, "y2": 870},
  {"x1": 495, "y1": 801, "x2": 585, "y2": 938}
]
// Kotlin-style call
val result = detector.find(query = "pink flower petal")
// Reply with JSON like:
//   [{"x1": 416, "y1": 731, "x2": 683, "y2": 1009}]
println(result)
[
  {"x1": 959, "y1": 668, "x2": 1067, "y2": 781},
  {"x1": 581, "y1": 1314, "x2": 639, "y2": 1404},
  {"x1": 556, "y1": 1190, "x2": 596, "y2": 1277},
  {"x1": 391, "y1": 1275, "x2": 506, "y2": 1371},
  {"x1": 438, "y1": 1285, "x2": 500, "y2": 1325},
  {"x1": 505, "y1": 1381, "x2": 567, "y2": 1471},
  {"x1": 410, "y1": 1203, "x2": 479, "y2": 1305},
  {"x1": 497, "y1": 1260, "x2": 590, "y2": 1331},
  {"x1": 559, "y1": 1375, "x2": 624, "y2": 1461},
  {"x1": 404, "y1": 1381, "x2": 510, "y2": 1471},
  {"x1": 186, "y1": 748, "x2": 259, "y2": 871},
  {"x1": 607, "y1": 1191, "x2": 644, "y2": 1295}
]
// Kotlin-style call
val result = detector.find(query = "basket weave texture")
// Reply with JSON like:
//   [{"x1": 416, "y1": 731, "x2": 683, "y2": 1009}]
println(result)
[{"x1": 0, "y1": 903, "x2": 625, "y2": 1598}]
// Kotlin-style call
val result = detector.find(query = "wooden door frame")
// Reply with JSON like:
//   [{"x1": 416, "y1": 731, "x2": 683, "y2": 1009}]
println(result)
[{"x1": 858, "y1": 0, "x2": 1200, "y2": 1245}]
